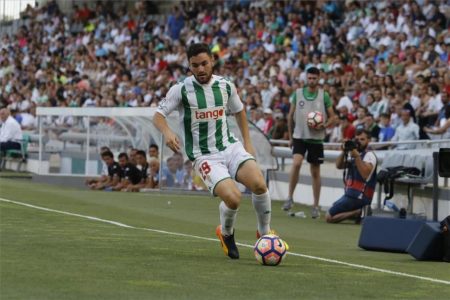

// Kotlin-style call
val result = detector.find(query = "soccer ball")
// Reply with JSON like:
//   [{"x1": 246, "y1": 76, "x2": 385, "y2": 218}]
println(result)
[
  {"x1": 254, "y1": 234, "x2": 287, "y2": 266},
  {"x1": 307, "y1": 111, "x2": 324, "y2": 128}
]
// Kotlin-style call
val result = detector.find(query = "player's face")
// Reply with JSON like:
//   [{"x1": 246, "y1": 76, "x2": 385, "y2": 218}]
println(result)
[
  {"x1": 118, "y1": 157, "x2": 128, "y2": 168},
  {"x1": 189, "y1": 52, "x2": 213, "y2": 84},
  {"x1": 102, "y1": 156, "x2": 114, "y2": 166},
  {"x1": 136, "y1": 154, "x2": 146, "y2": 166},
  {"x1": 307, "y1": 74, "x2": 319, "y2": 88}
]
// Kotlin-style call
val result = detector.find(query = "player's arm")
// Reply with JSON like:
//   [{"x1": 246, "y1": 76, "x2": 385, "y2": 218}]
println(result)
[
  {"x1": 317, "y1": 91, "x2": 337, "y2": 129},
  {"x1": 153, "y1": 84, "x2": 182, "y2": 153},
  {"x1": 227, "y1": 82, "x2": 255, "y2": 156},
  {"x1": 287, "y1": 92, "x2": 296, "y2": 146},
  {"x1": 153, "y1": 113, "x2": 181, "y2": 153}
]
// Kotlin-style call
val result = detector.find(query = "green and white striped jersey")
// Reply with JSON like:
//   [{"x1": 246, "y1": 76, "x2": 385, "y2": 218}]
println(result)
[{"x1": 157, "y1": 75, "x2": 243, "y2": 161}]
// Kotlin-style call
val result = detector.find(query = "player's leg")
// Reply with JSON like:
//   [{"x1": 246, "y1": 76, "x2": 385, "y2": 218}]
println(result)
[
  {"x1": 213, "y1": 179, "x2": 241, "y2": 259},
  {"x1": 235, "y1": 159, "x2": 272, "y2": 236},
  {"x1": 196, "y1": 157, "x2": 240, "y2": 259},
  {"x1": 306, "y1": 142, "x2": 324, "y2": 218},
  {"x1": 310, "y1": 163, "x2": 321, "y2": 216},
  {"x1": 284, "y1": 139, "x2": 306, "y2": 210},
  {"x1": 214, "y1": 178, "x2": 242, "y2": 232}
]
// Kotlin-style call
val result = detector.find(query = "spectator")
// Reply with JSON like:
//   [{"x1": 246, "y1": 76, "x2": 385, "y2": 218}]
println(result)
[
  {"x1": 0, "y1": 108, "x2": 23, "y2": 164},
  {"x1": 262, "y1": 108, "x2": 274, "y2": 135},
  {"x1": 424, "y1": 105, "x2": 450, "y2": 139},
  {"x1": 268, "y1": 114, "x2": 289, "y2": 142},
  {"x1": 391, "y1": 109, "x2": 420, "y2": 150},
  {"x1": 378, "y1": 113, "x2": 396, "y2": 142},
  {"x1": 250, "y1": 107, "x2": 265, "y2": 132},
  {"x1": 148, "y1": 143, "x2": 159, "y2": 159},
  {"x1": 161, "y1": 156, "x2": 179, "y2": 188},
  {"x1": 0, "y1": 0, "x2": 447, "y2": 158},
  {"x1": 364, "y1": 114, "x2": 380, "y2": 142}
]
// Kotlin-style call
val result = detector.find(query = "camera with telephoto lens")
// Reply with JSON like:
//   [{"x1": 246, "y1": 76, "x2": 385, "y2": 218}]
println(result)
[{"x1": 344, "y1": 140, "x2": 357, "y2": 152}]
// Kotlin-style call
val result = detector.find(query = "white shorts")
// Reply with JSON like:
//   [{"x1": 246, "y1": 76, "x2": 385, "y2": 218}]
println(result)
[{"x1": 193, "y1": 142, "x2": 254, "y2": 195}]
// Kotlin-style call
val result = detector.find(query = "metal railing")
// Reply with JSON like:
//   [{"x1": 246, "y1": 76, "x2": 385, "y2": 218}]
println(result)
[{"x1": 270, "y1": 139, "x2": 450, "y2": 170}]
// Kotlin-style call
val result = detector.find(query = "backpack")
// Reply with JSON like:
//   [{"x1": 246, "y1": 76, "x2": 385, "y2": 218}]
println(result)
[{"x1": 376, "y1": 166, "x2": 421, "y2": 203}]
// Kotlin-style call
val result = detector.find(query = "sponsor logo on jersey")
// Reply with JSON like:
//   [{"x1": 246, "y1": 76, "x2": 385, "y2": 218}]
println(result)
[{"x1": 192, "y1": 107, "x2": 225, "y2": 122}]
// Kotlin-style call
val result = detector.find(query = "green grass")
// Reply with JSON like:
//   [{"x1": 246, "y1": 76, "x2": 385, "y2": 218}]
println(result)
[{"x1": 0, "y1": 178, "x2": 449, "y2": 299}]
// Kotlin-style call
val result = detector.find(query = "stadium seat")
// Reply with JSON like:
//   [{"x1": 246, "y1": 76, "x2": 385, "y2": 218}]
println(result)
[
  {"x1": 358, "y1": 216, "x2": 426, "y2": 253},
  {"x1": 1, "y1": 133, "x2": 29, "y2": 171}
]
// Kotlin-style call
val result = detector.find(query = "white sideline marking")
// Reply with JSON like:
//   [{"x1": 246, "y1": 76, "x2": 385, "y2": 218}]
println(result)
[{"x1": 1, "y1": 197, "x2": 449, "y2": 286}]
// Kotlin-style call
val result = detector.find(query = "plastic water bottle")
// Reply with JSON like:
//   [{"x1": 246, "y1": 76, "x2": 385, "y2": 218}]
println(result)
[
  {"x1": 288, "y1": 211, "x2": 306, "y2": 218},
  {"x1": 385, "y1": 200, "x2": 399, "y2": 212}
]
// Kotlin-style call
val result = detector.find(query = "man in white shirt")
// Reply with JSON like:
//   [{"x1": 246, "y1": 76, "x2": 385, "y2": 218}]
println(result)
[
  {"x1": 0, "y1": 107, "x2": 23, "y2": 166},
  {"x1": 391, "y1": 110, "x2": 420, "y2": 150}
]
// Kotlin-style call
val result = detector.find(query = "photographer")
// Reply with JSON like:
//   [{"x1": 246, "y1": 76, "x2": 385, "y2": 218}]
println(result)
[{"x1": 326, "y1": 130, "x2": 377, "y2": 223}]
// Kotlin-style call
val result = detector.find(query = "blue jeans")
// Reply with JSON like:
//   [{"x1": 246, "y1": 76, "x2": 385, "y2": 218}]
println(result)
[{"x1": 328, "y1": 195, "x2": 370, "y2": 216}]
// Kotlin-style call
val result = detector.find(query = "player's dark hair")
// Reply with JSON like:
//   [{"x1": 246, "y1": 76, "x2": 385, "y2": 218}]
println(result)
[
  {"x1": 100, "y1": 146, "x2": 110, "y2": 153},
  {"x1": 187, "y1": 43, "x2": 212, "y2": 60},
  {"x1": 118, "y1": 152, "x2": 129, "y2": 160},
  {"x1": 149, "y1": 144, "x2": 159, "y2": 151},
  {"x1": 101, "y1": 150, "x2": 114, "y2": 159},
  {"x1": 136, "y1": 150, "x2": 146, "y2": 157},
  {"x1": 307, "y1": 67, "x2": 320, "y2": 75}
]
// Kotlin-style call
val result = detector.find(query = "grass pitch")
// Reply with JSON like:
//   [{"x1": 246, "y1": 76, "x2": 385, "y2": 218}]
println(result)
[{"x1": 1, "y1": 178, "x2": 449, "y2": 299}]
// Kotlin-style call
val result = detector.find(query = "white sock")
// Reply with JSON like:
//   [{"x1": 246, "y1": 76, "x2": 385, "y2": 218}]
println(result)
[
  {"x1": 252, "y1": 190, "x2": 271, "y2": 235},
  {"x1": 219, "y1": 201, "x2": 238, "y2": 236}
]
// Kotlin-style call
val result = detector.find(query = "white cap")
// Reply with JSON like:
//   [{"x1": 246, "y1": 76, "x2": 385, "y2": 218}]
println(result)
[{"x1": 263, "y1": 108, "x2": 273, "y2": 114}]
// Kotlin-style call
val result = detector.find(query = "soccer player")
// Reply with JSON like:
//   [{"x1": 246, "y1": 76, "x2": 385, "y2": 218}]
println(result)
[
  {"x1": 125, "y1": 150, "x2": 150, "y2": 192},
  {"x1": 283, "y1": 67, "x2": 337, "y2": 218},
  {"x1": 112, "y1": 152, "x2": 142, "y2": 191},
  {"x1": 153, "y1": 43, "x2": 273, "y2": 259},
  {"x1": 92, "y1": 150, "x2": 121, "y2": 190}
]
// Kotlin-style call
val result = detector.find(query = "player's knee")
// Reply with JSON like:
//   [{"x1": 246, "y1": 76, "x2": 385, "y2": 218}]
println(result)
[
  {"x1": 292, "y1": 160, "x2": 302, "y2": 169},
  {"x1": 250, "y1": 180, "x2": 267, "y2": 195},
  {"x1": 222, "y1": 189, "x2": 241, "y2": 209}
]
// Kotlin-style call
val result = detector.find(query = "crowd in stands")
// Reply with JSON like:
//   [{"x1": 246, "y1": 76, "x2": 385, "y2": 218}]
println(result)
[{"x1": 0, "y1": 0, "x2": 449, "y2": 149}]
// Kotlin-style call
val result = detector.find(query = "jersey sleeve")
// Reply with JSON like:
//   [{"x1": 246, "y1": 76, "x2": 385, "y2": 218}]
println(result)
[
  {"x1": 226, "y1": 82, "x2": 244, "y2": 114},
  {"x1": 156, "y1": 83, "x2": 183, "y2": 117},
  {"x1": 324, "y1": 91, "x2": 332, "y2": 108}
]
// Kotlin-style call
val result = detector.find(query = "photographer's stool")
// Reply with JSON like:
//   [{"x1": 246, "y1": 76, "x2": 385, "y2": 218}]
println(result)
[{"x1": 358, "y1": 216, "x2": 425, "y2": 252}]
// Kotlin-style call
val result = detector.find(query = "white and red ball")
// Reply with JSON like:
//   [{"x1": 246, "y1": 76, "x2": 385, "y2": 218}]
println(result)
[
  {"x1": 307, "y1": 111, "x2": 324, "y2": 128},
  {"x1": 254, "y1": 234, "x2": 287, "y2": 266}
]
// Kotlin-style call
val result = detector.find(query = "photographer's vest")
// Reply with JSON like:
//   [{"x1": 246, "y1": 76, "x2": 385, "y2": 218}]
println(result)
[
  {"x1": 293, "y1": 88, "x2": 327, "y2": 140},
  {"x1": 345, "y1": 151, "x2": 377, "y2": 203}
]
